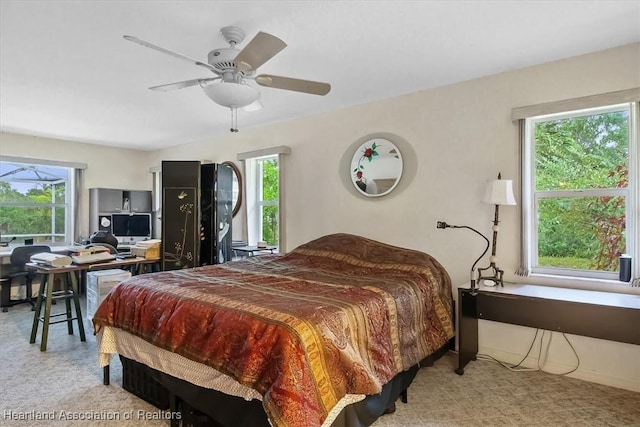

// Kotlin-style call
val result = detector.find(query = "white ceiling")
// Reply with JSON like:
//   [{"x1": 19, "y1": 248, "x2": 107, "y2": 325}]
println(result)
[{"x1": 1, "y1": 1, "x2": 639, "y2": 151}]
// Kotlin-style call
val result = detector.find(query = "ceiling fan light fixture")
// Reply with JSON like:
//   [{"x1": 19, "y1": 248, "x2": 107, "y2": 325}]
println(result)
[
  {"x1": 201, "y1": 81, "x2": 260, "y2": 108},
  {"x1": 243, "y1": 98, "x2": 263, "y2": 112}
]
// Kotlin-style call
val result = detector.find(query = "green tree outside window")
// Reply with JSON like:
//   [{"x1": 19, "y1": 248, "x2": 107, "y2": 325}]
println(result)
[{"x1": 534, "y1": 110, "x2": 628, "y2": 272}]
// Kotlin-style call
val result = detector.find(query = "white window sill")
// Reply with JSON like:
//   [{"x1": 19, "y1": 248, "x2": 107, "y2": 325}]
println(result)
[{"x1": 516, "y1": 273, "x2": 640, "y2": 296}]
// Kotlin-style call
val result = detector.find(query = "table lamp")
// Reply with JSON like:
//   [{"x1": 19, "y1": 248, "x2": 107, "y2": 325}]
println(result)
[{"x1": 477, "y1": 173, "x2": 517, "y2": 286}]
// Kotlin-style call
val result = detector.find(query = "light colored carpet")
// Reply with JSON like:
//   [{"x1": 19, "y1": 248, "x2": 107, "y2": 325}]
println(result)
[{"x1": 1, "y1": 299, "x2": 639, "y2": 426}]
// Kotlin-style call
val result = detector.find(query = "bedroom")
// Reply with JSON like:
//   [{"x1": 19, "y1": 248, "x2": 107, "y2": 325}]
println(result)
[{"x1": 1, "y1": 1, "x2": 639, "y2": 426}]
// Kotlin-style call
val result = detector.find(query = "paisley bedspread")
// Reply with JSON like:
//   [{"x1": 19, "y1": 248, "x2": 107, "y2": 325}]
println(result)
[{"x1": 92, "y1": 233, "x2": 454, "y2": 427}]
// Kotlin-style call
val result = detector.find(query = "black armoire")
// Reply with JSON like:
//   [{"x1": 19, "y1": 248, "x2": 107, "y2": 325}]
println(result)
[{"x1": 161, "y1": 161, "x2": 233, "y2": 271}]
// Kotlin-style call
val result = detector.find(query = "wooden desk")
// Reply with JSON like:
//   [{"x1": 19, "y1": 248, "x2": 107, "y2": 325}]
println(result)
[
  {"x1": 456, "y1": 283, "x2": 640, "y2": 375},
  {"x1": 232, "y1": 245, "x2": 278, "y2": 257},
  {"x1": 27, "y1": 258, "x2": 159, "y2": 352},
  {"x1": 79, "y1": 256, "x2": 159, "y2": 274},
  {"x1": 27, "y1": 257, "x2": 159, "y2": 273},
  {"x1": 0, "y1": 245, "x2": 78, "y2": 276},
  {"x1": 28, "y1": 257, "x2": 159, "y2": 292}
]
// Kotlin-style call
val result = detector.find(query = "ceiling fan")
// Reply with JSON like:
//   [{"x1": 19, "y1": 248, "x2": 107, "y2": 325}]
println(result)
[{"x1": 124, "y1": 26, "x2": 331, "y2": 132}]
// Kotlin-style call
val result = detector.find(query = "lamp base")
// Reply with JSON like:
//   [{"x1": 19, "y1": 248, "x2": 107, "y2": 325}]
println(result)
[{"x1": 477, "y1": 263, "x2": 504, "y2": 287}]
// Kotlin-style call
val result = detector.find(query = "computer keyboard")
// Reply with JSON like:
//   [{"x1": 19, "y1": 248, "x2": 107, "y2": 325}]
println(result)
[{"x1": 71, "y1": 251, "x2": 116, "y2": 264}]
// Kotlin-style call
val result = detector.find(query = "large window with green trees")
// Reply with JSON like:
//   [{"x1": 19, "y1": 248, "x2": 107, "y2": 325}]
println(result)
[
  {"x1": 256, "y1": 156, "x2": 279, "y2": 246},
  {"x1": 523, "y1": 102, "x2": 637, "y2": 282},
  {"x1": 0, "y1": 160, "x2": 77, "y2": 245},
  {"x1": 240, "y1": 146, "x2": 288, "y2": 251}
]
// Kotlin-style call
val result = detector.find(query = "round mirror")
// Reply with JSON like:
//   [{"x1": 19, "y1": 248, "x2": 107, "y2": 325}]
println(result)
[
  {"x1": 222, "y1": 161, "x2": 243, "y2": 217},
  {"x1": 350, "y1": 138, "x2": 403, "y2": 197}
]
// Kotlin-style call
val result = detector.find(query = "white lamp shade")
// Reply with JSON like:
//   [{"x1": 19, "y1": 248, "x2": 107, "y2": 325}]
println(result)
[
  {"x1": 201, "y1": 82, "x2": 260, "y2": 108},
  {"x1": 484, "y1": 178, "x2": 517, "y2": 205}
]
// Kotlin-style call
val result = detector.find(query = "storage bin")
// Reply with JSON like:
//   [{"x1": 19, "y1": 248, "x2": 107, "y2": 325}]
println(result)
[
  {"x1": 86, "y1": 269, "x2": 131, "y2": 320},
  {"x1": 119, "y1": 355, "x2": 171, "y2": 410}
]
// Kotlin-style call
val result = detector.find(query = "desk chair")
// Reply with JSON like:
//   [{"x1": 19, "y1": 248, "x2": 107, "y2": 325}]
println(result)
[
  {"x1": 90, "y1": 231, "x2": 118, "y2": 251},
  {"x1": 1, "y1": 245, "x2": 51, "y2": 312}
]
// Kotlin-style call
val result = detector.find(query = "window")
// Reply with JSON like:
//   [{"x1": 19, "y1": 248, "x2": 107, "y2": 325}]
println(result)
[
  {"x1": 522, "y1": 102, "x2": 638, "y2": 283},
  {"x1": 0, "y1": 158, "x2": 82, "y2": 245},
  {"x1": 255, "y1": 156, "x2": 279, "y2": 246},
  {"x1": 239, "y1": 146, "x2": 289, "y2": 251}
]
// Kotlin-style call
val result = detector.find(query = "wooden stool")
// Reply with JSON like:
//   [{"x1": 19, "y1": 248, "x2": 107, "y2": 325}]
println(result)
[{"x1": 30, "y1": 267, "x2": 86, "y2": 351}]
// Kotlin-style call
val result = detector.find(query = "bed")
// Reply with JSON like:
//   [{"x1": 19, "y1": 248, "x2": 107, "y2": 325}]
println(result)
[{"x1": 92, "y1": 233, "x2": 454, "y2": 427}]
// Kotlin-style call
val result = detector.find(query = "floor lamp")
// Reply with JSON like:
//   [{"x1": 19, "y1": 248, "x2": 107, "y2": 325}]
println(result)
[{"x1": 477, "y1": 173, "x2": 517, "y2": 287}]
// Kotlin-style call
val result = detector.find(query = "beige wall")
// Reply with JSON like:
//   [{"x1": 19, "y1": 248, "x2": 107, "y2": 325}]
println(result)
[
  {"x1": 0, "y1": 133, "x2": 154, "y2": 240},
  {"x1": 155, "y1": 42, "x2": 639, "y2": 285},
  {"x1": 2, "y1": 42, "x2": 639, "y2": 391}
]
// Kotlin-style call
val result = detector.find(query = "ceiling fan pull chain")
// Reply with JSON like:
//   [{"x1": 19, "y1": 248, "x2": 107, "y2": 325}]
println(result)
[{"x1": 230, "y1": 107, "x2": 239, "y2": 133}]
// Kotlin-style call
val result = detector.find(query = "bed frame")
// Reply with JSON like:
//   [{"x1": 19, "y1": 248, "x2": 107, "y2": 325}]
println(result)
[{"x1": 109, "y1": 343, "x2": 451, "y2": 427}]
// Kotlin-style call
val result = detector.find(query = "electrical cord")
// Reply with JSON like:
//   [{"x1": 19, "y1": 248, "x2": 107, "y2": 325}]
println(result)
[
  {"x1": 482, "y1": 329, "x2": 540, "y2": 372},
  {"x1": 536, "y1": 330, "x2": 580, "y2": 375},
  {"x1": 476, "y1": 354, "x2": 539, "y2": 372},
  {"x1": 475, "y1": 328, "x2": 580, "y2": 375}
]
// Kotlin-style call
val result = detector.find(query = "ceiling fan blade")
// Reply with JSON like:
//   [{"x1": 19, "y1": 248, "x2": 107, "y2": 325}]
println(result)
[
  {"x1": 123, "y1": 35, "x2": 220, "y2": 74},
  {"x1": 255, "y1": 75, "x2": 331, "y2": 96},
  {"x1": 234, "y1": 32, "x2": 287, "y2": 72},
  {"x1": 149, "y1": 78, "x2": 219, "y2": 92}
]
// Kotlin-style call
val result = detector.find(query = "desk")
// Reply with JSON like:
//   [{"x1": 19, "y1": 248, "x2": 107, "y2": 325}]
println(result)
[
  {"x1": 233, "y1": 245, "x2": 278, "y2": 257},
  {"x1": 28, "y1": 257, "x2": 159, "y2": 293},
  {"x1": 27, "y1": 257, "x2": 160, "y2": 352},
  {"x1": 456, "y1": 283, "x2": 640, "y2": 375},
  {"x1": 27, "y1": 257, "x2": 160, "y2": 274},
  {"x1": 1, "y1": 245, "x2": 138, "y2": 268},
  {"x1": 0, "y1": 245, "x2": 78, "y2": 276},
  {"x1": 79, "y1": 256, "x2": 159, "y2": 275}
]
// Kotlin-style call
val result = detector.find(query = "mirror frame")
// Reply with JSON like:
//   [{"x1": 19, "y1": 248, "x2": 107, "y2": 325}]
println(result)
[
  {"x1": 350, "y1": 137, "x2": 403, "y2": 197},
  {"x1": 222, "y1": 161, "x2": 243, "y2": 217}
]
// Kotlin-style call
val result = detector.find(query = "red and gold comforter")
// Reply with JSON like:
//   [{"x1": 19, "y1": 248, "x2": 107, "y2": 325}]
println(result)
[{"x1": 92, "y1": 233, "x2": 454, "y2": 427}]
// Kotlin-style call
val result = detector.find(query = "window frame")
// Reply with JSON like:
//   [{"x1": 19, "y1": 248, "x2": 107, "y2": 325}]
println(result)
[
  {"x1": 522, "y1": 102, "x2": 638, "y2": 285},
  {"x1": 0, "y1": 157, "x2": 81, "y2": 245},
  {"x1": 253, "y1": 155, "x2": 279, "y2": 246},
  {"x1": 238, "y1": 146, "x2": 290, "y2": 252}
]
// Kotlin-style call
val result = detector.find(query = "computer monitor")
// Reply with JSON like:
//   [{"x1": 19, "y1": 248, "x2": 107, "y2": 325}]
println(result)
[{"x1": 110, "y1": 213, "x2": 152, "y2": 245}]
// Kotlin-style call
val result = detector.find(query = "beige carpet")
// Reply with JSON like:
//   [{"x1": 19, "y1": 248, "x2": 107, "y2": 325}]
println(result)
[{"x1": 1, "y1": 299, "x2": 639, "y2": 427}]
